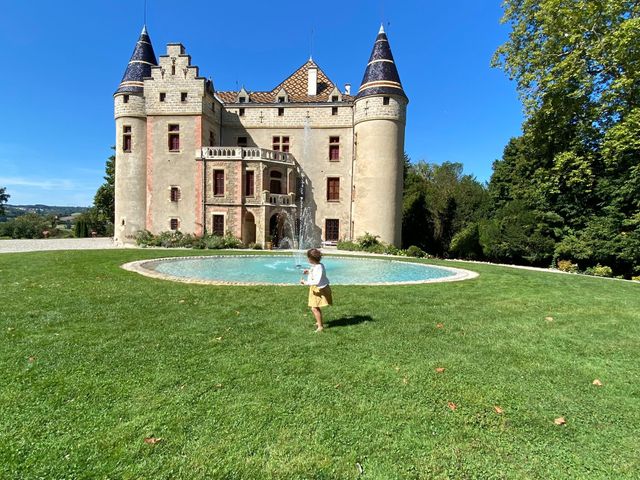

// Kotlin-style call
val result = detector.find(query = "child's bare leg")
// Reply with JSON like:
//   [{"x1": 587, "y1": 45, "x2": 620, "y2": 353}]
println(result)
[{"x1": 311, "y1": 307, "x2": 323, "y2": 330}]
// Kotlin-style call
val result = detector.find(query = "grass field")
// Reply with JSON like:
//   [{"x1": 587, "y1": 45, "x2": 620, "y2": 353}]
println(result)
[{"x1": 1, "y1": 249, "x2": 639, "y2": 479}]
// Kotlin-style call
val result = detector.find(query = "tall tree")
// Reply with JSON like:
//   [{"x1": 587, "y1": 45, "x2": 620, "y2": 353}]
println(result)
[
  {"x1": 94, "y1": 154, "x2": 115, "y2": 224},
  {"x1": 0, "y1": 187, "x2": 9, "y2": 216}
]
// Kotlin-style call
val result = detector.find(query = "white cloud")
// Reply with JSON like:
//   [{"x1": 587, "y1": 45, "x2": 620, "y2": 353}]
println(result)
[{"x1": 0, "y1": 176, "x2": 76, "y2": 190}]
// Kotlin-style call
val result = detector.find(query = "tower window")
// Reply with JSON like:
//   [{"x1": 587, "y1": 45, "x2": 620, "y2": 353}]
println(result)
[
  {"x1": 278, "y1": 108, "x2": 284, "y2": 117},
  {"x1": 327, "y1": 177, "x2": 340, "y2": 201},
  {"x1": 329, "y1": 136, "x2": 340, "y2": 161},
  {"x1": 237, "y1": 136, "x2": 247, "y2": 147},
  {"x1": 170, "y1": 218, "x2": 179, "y2": 231},
  {"x1": 325, "y1": 219, "x2": 339, "y2": 242},
  {"x1": 332, "y1": 106, "x2": 338, "y2": 116},
  {"x1": 239, "y1": 108, "x2": 245, "y2": 116},
  {"x1": 214, "y1": 170, "x2": 225, "y2": 196},
  {"x1": 159, "y1": 92, "x2": 166, "y2": 102},
  {"x1": 212, "y1": 215, "x2": 224, "y2": 236},
  {"x1": 181, "y1": 92, "x2": 188, "y2": 102},
  {"x1": 168, "y1": 124, "x2": 180, "y2": 151},
  {"x1": 122, "y1": 125, "x2": 132, "y2": 152},
  {"x1": 123, "y1": 95, "x2": 129, "y2": 103},
  {"x1": 245, "y1": 170, "x2": 255, "y2": 197},
  {"x1": 383, "y1": 96, "x2": 390, "y2": 105},
  {"x1": 272, "y1": 136, "x2": 290, "y2": 152},
  {"x1": 170, "y1": 187, "x2": 181, "y2": 202}
]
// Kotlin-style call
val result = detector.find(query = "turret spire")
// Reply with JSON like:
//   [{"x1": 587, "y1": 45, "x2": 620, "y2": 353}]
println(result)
[
  {"x1": 116, "y1": 26, "x2": 157, "y2": 94},
  {"x1": 356, "y1": 26, "x2": 406, "y2": 100}
]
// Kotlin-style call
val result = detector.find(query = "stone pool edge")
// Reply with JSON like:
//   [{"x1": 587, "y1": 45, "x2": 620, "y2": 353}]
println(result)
[{"x1": 121, "y1": 255, "x2": 480, "y2": 286}]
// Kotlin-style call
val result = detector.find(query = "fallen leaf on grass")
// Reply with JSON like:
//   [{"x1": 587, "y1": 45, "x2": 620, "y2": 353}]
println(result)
[
  {"x1": 334, "y1": 383, "x2": 341, "y2": 389},
  {"x1": 402, "y1": 376, "x2": 408, "y2": 385},
  {"x1": 235, "y1": 311, "x2": 240, "y2": 315},
  {"x1": 28, "y1": 356, "x2": 36, "y2": 363},
  {"x1": 554, "y1": 417, "x2": 566, "y2": 425},
  {"x1": 435, "y1": 367, "x2": 445, "y2": 373},
  {"x1": 356, "y1": 462, "x2": 364, "y2": 474},
  {"x1": 545, "y1": 316, "x2": 554, "y2": 322},
  {"x1": 178, "y1": 299, "x2": 185, "y2": 304},
  {"x1": 494, "y1": 406, "x2": 504, "y2": 414},
  {"x1": 436, "y1": 323, "x2": 444, "y2": 328},
  {"x1": 448, "y1": 402, "x2": 457, "y2": 411},
  {"x1": 144, "y1": 437, "x2": 162, "y2": 444},
  {"x1": 215, "y1": 383, "x2": 223, "y2": 388},
  {"x1": 592, "y1": 379, "x2": 603, "y2": 386},
  {"x1": 215, "y1": 336, "x2": 223, "y2": 341}
]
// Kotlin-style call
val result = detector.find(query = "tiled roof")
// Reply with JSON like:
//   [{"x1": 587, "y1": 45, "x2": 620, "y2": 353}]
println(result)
[
  {"x1": 116, "y1": 26, "x2": 158, "y2": 94},
  {"x1": 217, "y1": 60, "x2": 353, "y2": 104},
  {"x1": 357, "y1": 25, "x2": 407, "y2": 100}
]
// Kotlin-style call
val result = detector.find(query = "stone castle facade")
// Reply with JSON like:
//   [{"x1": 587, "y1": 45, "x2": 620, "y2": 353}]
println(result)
[{"x1": 114, "y1": 25, "x2": 408, "y2": 247}]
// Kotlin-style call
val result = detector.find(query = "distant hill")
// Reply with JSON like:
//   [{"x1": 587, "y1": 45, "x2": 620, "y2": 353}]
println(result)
[{"x1": 1, "y1": 204, "x2": 90, "y2": 221}]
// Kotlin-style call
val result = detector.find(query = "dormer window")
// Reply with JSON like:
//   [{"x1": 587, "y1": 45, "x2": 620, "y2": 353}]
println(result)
[
  {"x1": 332, "y1": 96, "x2": 339, "y2": 102},
  {"x1": 239, "y1": 97, "x2": 246, "y2": 103},
  {"x1": 278, "y1": 96, "x2": 286, "y2": 103}
]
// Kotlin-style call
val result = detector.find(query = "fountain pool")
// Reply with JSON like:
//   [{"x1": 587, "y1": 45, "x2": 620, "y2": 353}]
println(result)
[{"x1": 122, "y1": 255, "x2": 478, "y2": 286}]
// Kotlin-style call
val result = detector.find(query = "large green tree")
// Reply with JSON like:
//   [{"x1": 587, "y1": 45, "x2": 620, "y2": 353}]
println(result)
[
  {"x1": 94, "y1": 154, "x2": 115, "y2": 224},
  {"x1": 490, "y1": 0, "x2": 640, "y2": 276},
  {"x1": 0, "y1": 187, "x2": 9, "y2": 216}
]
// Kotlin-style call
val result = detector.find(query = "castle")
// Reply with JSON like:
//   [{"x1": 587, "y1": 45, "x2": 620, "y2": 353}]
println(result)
[{"x1": 113, "y1": 25, "x2": 407, "y2": 247}]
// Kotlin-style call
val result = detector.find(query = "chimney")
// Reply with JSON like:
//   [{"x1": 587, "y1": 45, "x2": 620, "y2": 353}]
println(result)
[
  {"x1": 344, "y1": 83, "x2": 351, "y2": 95},
  {"x1": 307, "y1": 65, "x2": 318, "y2": 96}
]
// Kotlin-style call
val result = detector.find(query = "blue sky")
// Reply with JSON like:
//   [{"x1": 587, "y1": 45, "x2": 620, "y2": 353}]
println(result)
[{"x1": 0, "y1": 0, "x2": 523, "y2": 206}]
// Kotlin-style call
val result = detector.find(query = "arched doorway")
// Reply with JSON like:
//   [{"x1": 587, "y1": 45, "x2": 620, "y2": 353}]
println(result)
[{"x1": 243, "y1": 212, "x2": 256, "y2": 245}]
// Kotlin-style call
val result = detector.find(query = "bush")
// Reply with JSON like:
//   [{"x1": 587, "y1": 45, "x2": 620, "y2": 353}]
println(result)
[
  {"x1": 557, "y1": 259, "x2": 579, "y2": 273},
  {"x1": 136, "y1": 230, "x2": 244, "y2": 249},
  {"x1": 357, "y1": 232, "x2": 381, "y2": 249},
  {"x1": 632, "y1": 276, "x2": 640, "y2": 282},
  {"x1": 337, "y1": 240, "x2": 359, "y2": 251},
  {"x1": 450, "y1": 223, "x2": 483, "y2": 260},
  {"x1": 406, "y1": 245, "x2": 426, "y2": 258},
  {"x1": 3, "y1": 213, "x2": 52, "y2": 239},
  {"x1": 584, "y1": 264, "x2": 613, "y2": 277},
  {"x1": 247, "y1": 242, "x2": 262, "y2": 250}
]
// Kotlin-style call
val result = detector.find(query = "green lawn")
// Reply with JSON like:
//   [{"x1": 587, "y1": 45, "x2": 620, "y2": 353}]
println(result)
[{"x1": 1, "y1": 250, "x2": 639, "y2": 479}]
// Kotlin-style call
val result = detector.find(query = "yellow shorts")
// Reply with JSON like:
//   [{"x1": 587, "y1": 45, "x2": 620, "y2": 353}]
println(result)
[{"x1": 308, "y1": 285, "x2": 333, "y2": 308}]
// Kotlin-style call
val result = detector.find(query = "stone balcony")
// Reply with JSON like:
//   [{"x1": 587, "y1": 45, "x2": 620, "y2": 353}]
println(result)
[{"x1": 200, "y1": 146, "x2": 295, "y2": 165}]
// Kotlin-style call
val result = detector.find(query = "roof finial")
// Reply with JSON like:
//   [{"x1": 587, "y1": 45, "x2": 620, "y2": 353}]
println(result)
[{"x1": 379, "y1": 23, "x2": 385, "y2": 34}]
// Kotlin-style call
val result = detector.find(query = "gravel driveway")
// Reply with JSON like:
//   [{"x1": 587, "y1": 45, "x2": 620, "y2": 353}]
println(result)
[{"x1": 0, "y1": 238, "x2": 120, "y2": 254}]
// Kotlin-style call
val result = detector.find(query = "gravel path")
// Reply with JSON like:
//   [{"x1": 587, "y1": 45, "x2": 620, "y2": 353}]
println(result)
[{"x1": 0, "y1": 237, "x2": 120, "y2": 254}]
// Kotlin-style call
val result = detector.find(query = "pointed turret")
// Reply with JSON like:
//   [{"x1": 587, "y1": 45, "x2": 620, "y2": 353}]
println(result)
[
  {"x1": 116, "y1": 25, "x2": 157, "y2": 94},
  {"x1": 356, "y1": 25, "x2": 407, "y2": 100}
]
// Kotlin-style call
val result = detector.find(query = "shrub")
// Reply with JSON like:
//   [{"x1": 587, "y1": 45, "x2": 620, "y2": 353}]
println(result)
[
  {"x1": 337, "y1": 240, "x2": 359, "y2": 251},
  {"x1": 247, "y1": 242, "x2": 262, "y2": 250},
  {"x1": 632, "y1": 276, "x2": 640, "y2": 282},
  {"x1": 450, "y1": 223, "x2": 483, "y2": 260},
  {"x1": 357, "y1": 232, "x2": 381, "y2": 249},
  {"x1": 557, "y1": 259, "x2": 579, "y2": 273},
  {"x1": 406, "y1": 245, "x2": 426, "y2": 258},
  {"x1": 584, "y1": 264, "x2": 613, "y2": 277},
  {"x1": 383, "y1": 244, "x2": 403, "y2": 256}
]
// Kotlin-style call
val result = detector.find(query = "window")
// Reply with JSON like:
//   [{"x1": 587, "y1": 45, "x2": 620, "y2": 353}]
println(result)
[
  {"x1": 332, "y1": 106, "x2": 338, "y2": 116},
  {"x1": 214, "y1": 170, "x2": 224, "y2": 196},
  {"x1": 239, "y1": 108, "x2": 245, "y2": 116},
  {"x1": 159, "y1": 92, "x2": 166, "y2": 102},
  {"x1": 245, "y1": 170, "x2": 255, "y2": 197},
  {"x1": 332, "y1": 95, "x2": 339, "y2": 102},
  {"x1": 209, "y1": 130, "x2": 215, "y2": 146},
  {"x1": 122, "y1": 125, "x2": 132, "y2": 152},
  {"x1": 213, "y1": 215, "x2": 224, "y2": 236},
  {"x1": 329, "y1": 136, "x2": 340, "y2": 161},
  {"x1": 168, "y1": 124, "x2": 180, "y2": 151},
  {"x1": 123, "y1": 95, "x2": 129, "y2": 103},
  {"x1": 325, "y1": 219, "x2": 339, "y2": 241},
  {"x1": 383, "y1": 96, "x2": 390, "y2": 105},
  {"x1": 270, "y1": 170, "x2": 282, "y2": 194},
  {"x1": 278, "y1": 107, "x2": 284, "y2": 116},
  {"x1": 181, "y1": 92, "x2": 188, "y2": 102},
  {"x1": 170, "y1": 218, "x2": 179, "y2": 231},
  {"x1": 272, "y1": 136, "x2": 290, "y2": 152},
  {"x1": 239, "y1": 97, "x2": 246, "y2": 103},
  {"x1": 237, "y1": 136, "x2": 247, "y2": 147},
  {"x1": 171, "y1": 64, "x2": 176, "y2": 75},
  {"x1": 327, "y1": 177, "x2": 340, "y2": 201},
  {"x1": 170, "y1": 187, "x2": 180, "y2": 202},
  {"x1": 278, "y1": 96, "x2": 285, "y2": 103}
]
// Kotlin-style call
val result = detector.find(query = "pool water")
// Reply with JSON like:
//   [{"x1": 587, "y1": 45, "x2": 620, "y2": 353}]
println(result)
[{"x1": 143, "y1": 255, "x2": 460, "y2": 285}]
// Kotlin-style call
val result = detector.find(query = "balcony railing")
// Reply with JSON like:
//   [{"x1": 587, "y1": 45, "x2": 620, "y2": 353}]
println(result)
[
  {"x1": 263, "y1": 191, "x2": 296, "y2": 206},
  {"x1": 201, "y1": 146, "x2": 294, "y2": 164}
]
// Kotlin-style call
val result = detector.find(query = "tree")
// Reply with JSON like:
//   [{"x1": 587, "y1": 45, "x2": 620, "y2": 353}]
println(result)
[
  {"x1": 94, "y1": 154, "x2": 115, "y2": 224},
  {"x1": 0, "y1": 187, "x2": 9, "y2": 216}
]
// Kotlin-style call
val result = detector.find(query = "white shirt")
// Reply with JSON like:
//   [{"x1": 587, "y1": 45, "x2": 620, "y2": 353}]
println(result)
[{"x1": 304, "y1": 263, "x2": 330, "y2": 288}]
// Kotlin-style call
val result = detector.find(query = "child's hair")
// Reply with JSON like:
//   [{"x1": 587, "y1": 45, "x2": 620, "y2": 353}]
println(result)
[{"x1": 307, "y1": 248, "x2": 322, "y2": 263}]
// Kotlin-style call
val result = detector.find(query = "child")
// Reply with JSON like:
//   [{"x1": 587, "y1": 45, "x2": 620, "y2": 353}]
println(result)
[{"x1": 300, "y1": 248, "x2": 332, "y2": 332}]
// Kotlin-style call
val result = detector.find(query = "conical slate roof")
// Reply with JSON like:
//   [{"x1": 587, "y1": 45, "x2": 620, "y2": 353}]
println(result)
[
  {"x1": 357, "y1": 25, "x2": 406, "y2": 100},
  {"x1": 116, "y1": 26, "x2": 157, "y2": 94}
]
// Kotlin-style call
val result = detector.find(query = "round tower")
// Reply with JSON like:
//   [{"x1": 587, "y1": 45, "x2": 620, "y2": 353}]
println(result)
[
  {"x1": 113, "y1": 26, "x2": 157, "y2": 244},
  {"x1": 353, "y1": 25, "x2": 408, "y2": 246}
]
